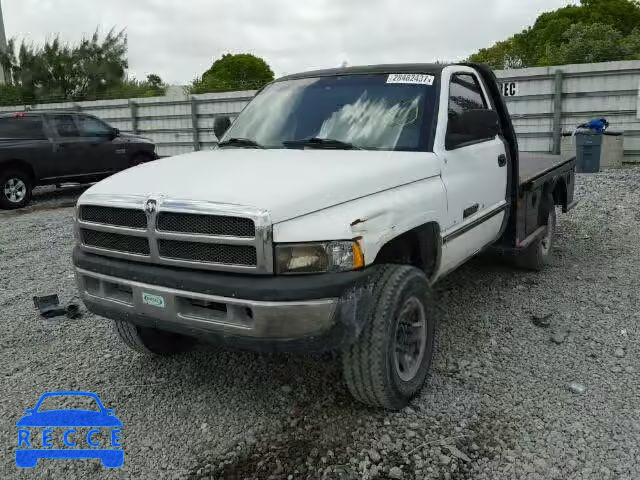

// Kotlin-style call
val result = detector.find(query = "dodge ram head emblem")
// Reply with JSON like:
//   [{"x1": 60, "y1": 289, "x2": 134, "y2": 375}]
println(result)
[{"x1": 145, "y1": 199, "x2": 157, "y2": 214}]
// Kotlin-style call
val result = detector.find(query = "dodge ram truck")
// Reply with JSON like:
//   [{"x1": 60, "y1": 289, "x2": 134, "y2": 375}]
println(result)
[
  {"x1": 0, "y1": 111, "x2": 157, "y2": 209},
  {"x1": 72, "y1": 63, "x2": 577, "y2": 409}
]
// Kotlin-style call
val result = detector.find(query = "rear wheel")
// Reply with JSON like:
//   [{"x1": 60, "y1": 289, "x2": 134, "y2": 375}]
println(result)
[
  {"x1": 114, "y1": 320, "x2": 195, "y2": 355},
  {"x1": 342, "y1": 265, "x2": 436, "y2": 410},
  {"x1": 516, "y1": 193, "x2": 556, "y2": 271},
  {"x1": 0, "y1": 170, "x2": 32, "y2": 209}
]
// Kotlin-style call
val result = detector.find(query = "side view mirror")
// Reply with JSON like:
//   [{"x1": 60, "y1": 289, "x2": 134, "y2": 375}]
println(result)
[
  {"x1": 213, "y1": 116, "x2": 232, "y2": 140},
  {"x1": 110, "y1": 127, "x2": 120, "y2": 140},
  {"x1": 446, "y1": 109, "x2": 500, "y2": 150}
]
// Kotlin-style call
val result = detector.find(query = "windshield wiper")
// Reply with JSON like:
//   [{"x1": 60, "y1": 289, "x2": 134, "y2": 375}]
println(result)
[
  {"x1": 282, "y1": 137, "x2": 364, "y2": 150},
  {"x1": 218, "y1": 137, "x2": 264, "y2": 149}
]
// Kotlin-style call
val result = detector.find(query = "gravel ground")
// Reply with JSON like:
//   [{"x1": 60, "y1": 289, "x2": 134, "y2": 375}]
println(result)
[{"x1": 1, "y1": 168, "x2": 639, "y2": 480}]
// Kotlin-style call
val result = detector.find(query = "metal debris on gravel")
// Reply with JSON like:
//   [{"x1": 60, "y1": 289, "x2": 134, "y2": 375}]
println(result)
[
  {"x1": 568, "y1": 382, "x2": 587, "y2": 395},
  {"x1": 1, "y1": 169, "x2": 640, "y2": 479},
  {"x1": 531, "y1": 311, "x2": 553, "y2": 328},
  {"x1": 614, "y1": 347, "x2": 626, "y2": 358}
]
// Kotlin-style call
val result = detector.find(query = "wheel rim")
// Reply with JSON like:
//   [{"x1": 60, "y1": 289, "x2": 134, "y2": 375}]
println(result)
[
  {"x1": 540, "y1": 211, "x2": 554, "y2": 254},
  {"x1": 393, "y1": 296, "x2": 427, "y2": 382},
  {"x1": 3, "y1": 177, "x2": 27, "y2": 203}
]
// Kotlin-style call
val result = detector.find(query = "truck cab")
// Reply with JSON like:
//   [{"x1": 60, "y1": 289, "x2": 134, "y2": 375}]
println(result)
[{"x1": 73, "y1": 63, "x2": 576, "y2": 409}]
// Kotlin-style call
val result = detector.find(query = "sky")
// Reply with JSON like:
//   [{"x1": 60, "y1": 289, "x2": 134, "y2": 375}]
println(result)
[{"x1": 2, "y1": 0, "x2": 577, "y2": 85}]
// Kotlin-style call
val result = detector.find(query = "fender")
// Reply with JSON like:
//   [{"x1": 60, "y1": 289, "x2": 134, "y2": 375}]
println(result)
[{"x1": 273, "y1": 175, "x2": 447, "y2": 266}]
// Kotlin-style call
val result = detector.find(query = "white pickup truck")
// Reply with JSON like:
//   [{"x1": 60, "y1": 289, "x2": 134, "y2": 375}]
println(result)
[{"x1": 73, "y1": 63, "x2": 577, "y2": 409}]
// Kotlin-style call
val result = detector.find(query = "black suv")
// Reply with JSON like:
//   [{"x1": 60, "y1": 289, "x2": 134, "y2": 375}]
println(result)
[{"x1": 0, "y1": 111, "x2": 157, "y2": 209}]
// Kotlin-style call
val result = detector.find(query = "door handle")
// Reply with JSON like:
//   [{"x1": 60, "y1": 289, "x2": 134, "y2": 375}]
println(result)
[
  {"x1": 498, "y1": 154, "x2": 507, "y2": 167},
  {"x1": 463, "y1": 204, "x2": 479, "y2": 219}
]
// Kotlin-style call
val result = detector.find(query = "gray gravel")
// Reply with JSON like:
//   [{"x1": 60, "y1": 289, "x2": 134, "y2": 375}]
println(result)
[{"x1": 2, "y1": 168, "x2": 640, "y2": 479}]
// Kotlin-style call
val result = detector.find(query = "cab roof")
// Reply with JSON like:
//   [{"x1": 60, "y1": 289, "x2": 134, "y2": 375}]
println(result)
[
  {"x1": 0, "y1": 110, "x2": 82, "y2": 118},
  {"x1": 277, "y1": 63, "x2": 454, "y2": 82}
]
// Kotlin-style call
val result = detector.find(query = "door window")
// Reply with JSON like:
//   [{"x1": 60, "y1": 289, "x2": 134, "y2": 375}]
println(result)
[
  {"x1": 0, "y1": 116, "x2": 46, "y2": 139},
  {"x1": 77, "y1": 115, "x2": 113, "y2": 137},
  {"x1": 446, "y1": 73, "x2": 494, "y2": 148},
  {"x1": 448, "y1": 73, "x2": 488, "y2": 117},
  {"x1": 51, "y1": 115, "x2": 80, "y2": 138}
]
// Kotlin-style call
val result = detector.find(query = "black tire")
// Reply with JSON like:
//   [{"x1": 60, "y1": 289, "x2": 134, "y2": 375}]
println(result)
[
  {"x1": 0, "y1": 169, "x2": 32, "y2": 209},
  {"x1": 342, "y1": 265, "x2": 436, "y2": 410},
  {"x1": 516, "y1": 193, "x2": 557, "y2": 271},
  {"x1": 114, "y1": 320, "x2": 195, "y2": 355}
]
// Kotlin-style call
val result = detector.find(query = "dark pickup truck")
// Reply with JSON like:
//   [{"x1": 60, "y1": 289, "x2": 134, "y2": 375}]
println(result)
[{"x1": 0, "y1": 111, "x2": 157, "y2": 209}]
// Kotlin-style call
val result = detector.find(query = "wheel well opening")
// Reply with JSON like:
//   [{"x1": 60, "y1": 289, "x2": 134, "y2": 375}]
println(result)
[
  {"x1": 552, "y1": 179, "x2": 568, "y2": 209},
  {"x1": 373, "y1": 223, "x2": 440, "y2": 280},
  {"x1": 1, "y1": 160, "x2": 35, "y2": 182}
]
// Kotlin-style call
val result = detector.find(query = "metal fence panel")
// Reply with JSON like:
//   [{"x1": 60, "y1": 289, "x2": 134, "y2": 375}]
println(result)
[
  {"x1": 0, "y1": 60, "x2": 638, "y2": 161},
  {"x1": 497, "y1": 60, "x2": 640, "y2": 162}
]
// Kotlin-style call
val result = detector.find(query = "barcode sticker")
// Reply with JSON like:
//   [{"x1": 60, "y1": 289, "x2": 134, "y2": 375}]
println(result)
[{"x1": 387, "y1": 74, "x2": 435, "y2": 86}]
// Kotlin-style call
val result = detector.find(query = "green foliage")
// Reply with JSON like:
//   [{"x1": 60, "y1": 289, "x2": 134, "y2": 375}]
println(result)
[
  {"x1": 95, "y1": 76, "x2": 166, "y2": 100},
  {"x1": 191, "y1": 53, "x2": 274, "y2": 93},
  {"x1": 546, "y1": 23, "x2": 627, "y2": 65},
  {"x1": 622, "y1": 28, "x2": 640, "y2": 60},
  {"x1": 0, "y1": 83, "x2": 26, "y2": 106},
  {"x1": 0, "y1": 29, "x2": 166, "y2": 105},
  {"x1": 468, "y1": 0, "x2": 640, "y2": 68}
]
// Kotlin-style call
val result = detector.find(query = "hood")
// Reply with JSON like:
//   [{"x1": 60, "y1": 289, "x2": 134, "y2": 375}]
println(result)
[
  {"x1": 117, "y1": 132, "x2": 154, "y2": 144},
  {"x1": 82, "y1": 149, "x2": 441, "y2": 223}
]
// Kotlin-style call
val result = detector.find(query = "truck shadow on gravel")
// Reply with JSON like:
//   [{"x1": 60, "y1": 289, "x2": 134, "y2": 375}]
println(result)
[
  {"x1": 0, "y1": 185, "x2": 88, "y2": 217},
  {"x1": 184, "y1": 218, "x2": 604, "y2": 479},
  {"x1": 183, "y1": 256, "x2": 533, "y2": 480}
]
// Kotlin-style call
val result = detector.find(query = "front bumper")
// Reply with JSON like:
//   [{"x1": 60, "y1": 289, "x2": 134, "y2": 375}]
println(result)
[{"x1": 73, "y1": 248, "x2": 376, "y2": 352}]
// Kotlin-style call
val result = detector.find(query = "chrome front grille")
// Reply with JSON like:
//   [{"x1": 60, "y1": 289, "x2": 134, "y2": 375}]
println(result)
[
  {"x1": 157, "y1": 240, "x2": 257, "y2": 266},
  {"x1": 79, "y1": 205, "x2": 147, "y2": 229},
  {"x1": 76, "y1": 195, "x2": 272, "y2": 274},
  {"x1": 81, "y1": 229, "x2": 150, "y2": 256},
  {"x1": 157, "y1": 212, "x2": 255, "y2": 237}
]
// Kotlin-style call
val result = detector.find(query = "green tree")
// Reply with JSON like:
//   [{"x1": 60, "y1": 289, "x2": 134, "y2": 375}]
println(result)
[
  {"x1": 468, "y1": 0, "x2": 640, "y2": 68},
  {"x1": 146, "y1": 73, "x2": 164, "y2": 90},
  {"x1": 191, "y1": 53, "x2": 274, "y2": 93},
  {"x1": 0, "y1": 28, "x2": 134, "y2": 104},
  {"x1": 622, "y1": 28, "x2": 640, "y2": 60},
  {"x1": 546, "y1": 23, "x2": 626, "y2": 65},
  {"x1": 99, "y1": 75, "x2": 166, "y2": 100}
]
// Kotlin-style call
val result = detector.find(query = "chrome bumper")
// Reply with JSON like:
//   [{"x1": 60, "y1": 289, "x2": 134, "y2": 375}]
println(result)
[{"x1": 75, "y1": 268, "x2": 338, "y2": 339}]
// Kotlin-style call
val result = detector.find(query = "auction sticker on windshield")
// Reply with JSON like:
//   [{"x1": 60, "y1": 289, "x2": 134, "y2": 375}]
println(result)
[{"x1": 387, "y1": 74, "x2": 434, "y2": 85}]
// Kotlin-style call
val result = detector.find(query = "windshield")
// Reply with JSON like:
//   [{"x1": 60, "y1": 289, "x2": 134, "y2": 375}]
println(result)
[{"x1": 222, "y1": 73, "x2": 438, "y2": 151}]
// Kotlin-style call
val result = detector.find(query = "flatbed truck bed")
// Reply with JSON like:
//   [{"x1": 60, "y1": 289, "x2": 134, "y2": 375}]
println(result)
[{"x1": 519, "y1": 152, "x2": 576, "y2": 185}]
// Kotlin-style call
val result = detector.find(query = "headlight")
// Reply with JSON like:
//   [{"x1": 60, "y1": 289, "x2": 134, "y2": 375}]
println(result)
[{"x1": 275, "y1": 241, "x2": 365, "y2": 275}]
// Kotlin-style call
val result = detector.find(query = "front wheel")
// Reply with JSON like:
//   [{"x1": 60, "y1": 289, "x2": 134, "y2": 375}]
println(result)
[
  {"x1": 342, "y1": 265, "x2": 436, "y2": 410},
  {"x1": 0, "y1": 170, "x2": 32, "y2": 209},
  {"x1": 114, "y1": 320, "x2": 195, "y2": 355}
]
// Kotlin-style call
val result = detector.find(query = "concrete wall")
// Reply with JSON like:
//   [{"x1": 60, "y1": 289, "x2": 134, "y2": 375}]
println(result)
[
  {"x1": 495, "y1": 60, "x2": 640, "y2": 163},
  {"x1": 0, "y1": 60, "x2": 638, "y2": 161},
  {"x1": 0, "y1": 91, "x2": 255, "y2": 158}
]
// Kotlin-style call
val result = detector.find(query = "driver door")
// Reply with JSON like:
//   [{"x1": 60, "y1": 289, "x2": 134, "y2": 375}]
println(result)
[
  {"x1": 75, "y1": 114, "x2": 128, "y2": 173},
  {"x1": 437, "y1": 69, "x2": 509, "y2": 274}
]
